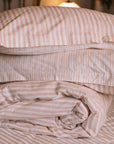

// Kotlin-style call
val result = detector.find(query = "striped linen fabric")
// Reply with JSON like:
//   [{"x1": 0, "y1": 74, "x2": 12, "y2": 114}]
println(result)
[
  {"x1": 0, "y1": 98, "x2": 113, "y2": 144},
  {"x1": 0, "y1": 6, "x2": 114, "y2": 141},
  {"x1": 0, "y1": 6, "x2": 114, "y2": 54},
  {"x1": 0, "y1": 81, "x2": 113, "y2": 138},
  {"x1": 0, "y1": 7, "x2": 114, "y2": 96},
  {"x1": 0, "y1": 49, "x2": 114, "y2": 95},
  {"x1": 83, "y1": 83, "x2": 114, "y2": 95}
]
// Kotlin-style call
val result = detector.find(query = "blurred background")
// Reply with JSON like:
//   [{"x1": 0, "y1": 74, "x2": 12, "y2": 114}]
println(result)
[{"x1": 0, "y1": 0, "x2": 114, "y2": 14}]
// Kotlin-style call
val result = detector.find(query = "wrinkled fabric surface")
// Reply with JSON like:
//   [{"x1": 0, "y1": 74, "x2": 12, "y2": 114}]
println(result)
[
  {"x1": 0, "y1": 81, "x2": 112, "y2": 138},
  {"x1": 0, "y1": 6, "x2": 114, "y2": 141},
  {"x1": 0, "y1": 98, "x2": 113, "y2": 144}
]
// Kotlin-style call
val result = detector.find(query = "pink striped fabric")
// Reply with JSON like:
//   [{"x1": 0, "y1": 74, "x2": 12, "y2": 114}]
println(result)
[
  {"x1": 0, "y1": 99, "x2": 113, "y2": 144},
  {"x1": 0, "y1": 81, "x2": 112, "y2": 138},
  {"x1": 0, "y1": 49, "x2": 114, "y2": 95},
  {"x1": 83, "y1": 83, "x2": 114, "y2": 95},
  {"x1": 0, "y1": 6, "x2": 114, "y2": 52},
  {"x1": 0, "y1": 7, "x2": 113, "y2": 96},
  {"x1": 0, "y1": 6, "x2": 114, "y2": 141}
]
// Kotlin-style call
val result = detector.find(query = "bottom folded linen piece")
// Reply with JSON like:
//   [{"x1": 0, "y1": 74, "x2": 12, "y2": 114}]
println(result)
[
  {"x1": 0, "y1": 81, "x2": 112, "y2": 138},
  {"x1": 0, "y1": 101, "x2": 113, "y2": 144}
]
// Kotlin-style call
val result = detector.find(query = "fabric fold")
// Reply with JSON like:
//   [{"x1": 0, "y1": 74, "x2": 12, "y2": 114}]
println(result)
[
  {"x1": 0, "y1": 81, "x2": 112, "y2": 138},
  {"x1": 0, "y1": 49, "x2": 114, "y2": 95},
  {"x1": 0, "y1": 43, "x2": 114, "y2": 55}
]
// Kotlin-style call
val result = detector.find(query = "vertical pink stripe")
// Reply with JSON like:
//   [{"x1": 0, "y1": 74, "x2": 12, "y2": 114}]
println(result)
[{"x1": 50, "y1": 7, "x2": 60, "y2": 45}]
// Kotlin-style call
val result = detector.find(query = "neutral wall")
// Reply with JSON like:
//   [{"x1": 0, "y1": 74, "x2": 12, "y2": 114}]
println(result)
[
  {"x1": 74, "y1": 0, "x2": 93, "y2": 9},
  {"x1": 0, "y1": 0, "x2": 20, "y2": 12},
  {"x1": 109, "y1": 1, "x2": 114, "y2": 14},
  {"x1": 0, "y1": 0, "x2": 3, "y2": 12}
]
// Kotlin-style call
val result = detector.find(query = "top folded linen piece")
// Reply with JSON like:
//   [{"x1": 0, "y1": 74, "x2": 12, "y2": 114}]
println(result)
[
  {"x1": 0, "y1": 6, "x2": 114, "y2": 139},
  {"x1": 0, "y1": 6, "x2": 114, "y2": 54}
]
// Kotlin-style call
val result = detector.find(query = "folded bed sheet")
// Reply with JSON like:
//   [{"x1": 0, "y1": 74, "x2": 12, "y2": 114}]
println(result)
[
  {"x1": 0, "y1": 48, "x2": 113, "y2": 139},
  {"x1": 0, "y1": 81, "x2": 112, "y2": 138},
  {"x1": 0, "y1": 98, "x2": 113, "y2": 144},
  {"x1": 0, "y1": 49, "x2": 114, "y2": 95}
]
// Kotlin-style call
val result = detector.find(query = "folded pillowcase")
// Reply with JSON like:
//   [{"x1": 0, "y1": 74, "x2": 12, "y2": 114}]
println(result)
[
  {"x1": 0, "y1": 49, "x2": 114, "y2": 90},
  {"x1": 0, "y1": 6, "x2": 114, "y2": 55}
]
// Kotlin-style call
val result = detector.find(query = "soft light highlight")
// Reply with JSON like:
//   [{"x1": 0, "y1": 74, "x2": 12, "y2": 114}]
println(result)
[{"x1": 59, "y1": 2, "x2": 80, "y2": 8}]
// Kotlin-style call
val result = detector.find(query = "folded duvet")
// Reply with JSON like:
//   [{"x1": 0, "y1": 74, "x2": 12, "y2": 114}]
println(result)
[{"x1": 0, "y1": 81, "x2": 112, "y2": 138}]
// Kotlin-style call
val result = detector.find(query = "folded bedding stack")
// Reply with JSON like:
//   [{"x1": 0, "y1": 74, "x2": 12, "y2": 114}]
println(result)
[{"x1": 0, "y1": 6, "x2": 114, "y2": 139}]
